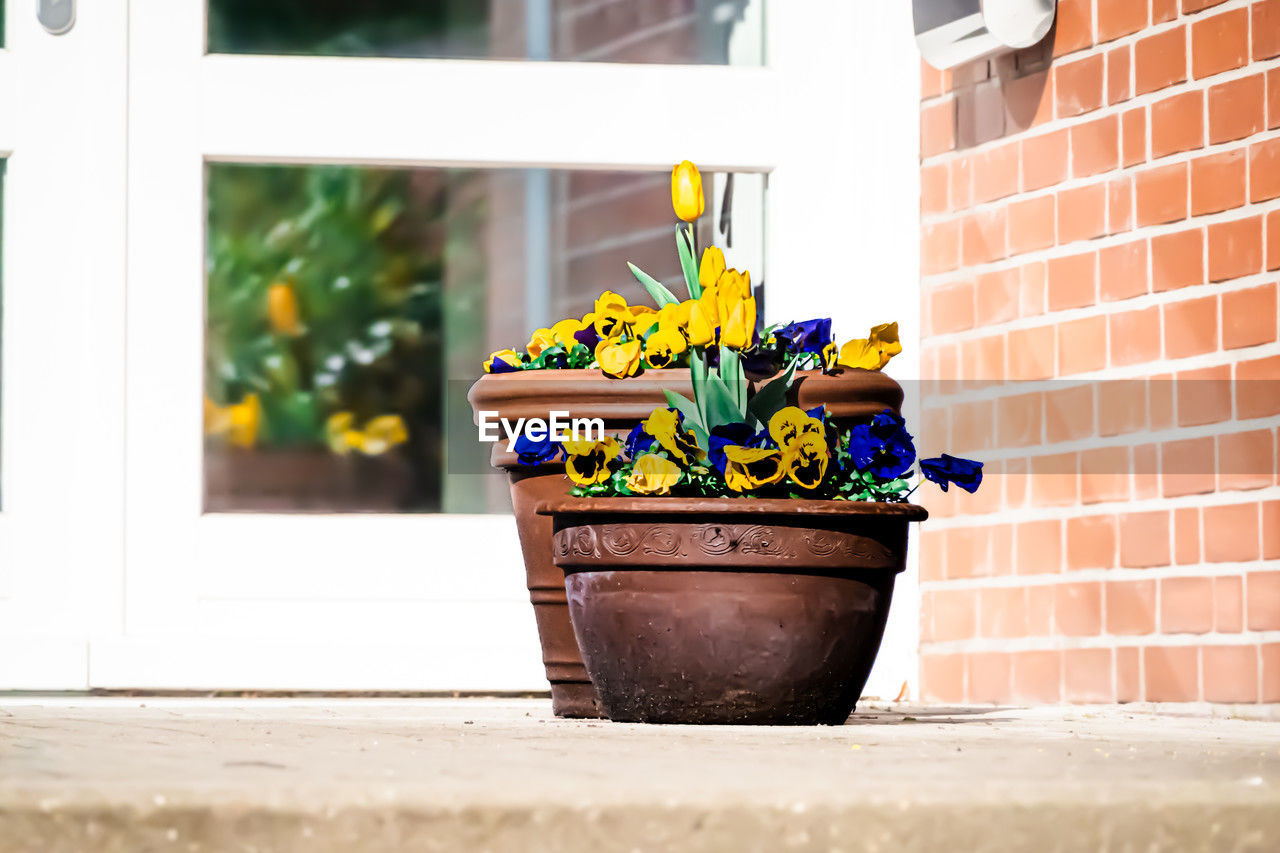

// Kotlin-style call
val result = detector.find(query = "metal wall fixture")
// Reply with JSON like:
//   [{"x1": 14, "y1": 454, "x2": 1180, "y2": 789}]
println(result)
[
  {"x1": 38, "y1": 0, "x2": 76, "y2": 35},
  {"x1": 914, "y1": 0, "x2": 1056, "y2": 69}
]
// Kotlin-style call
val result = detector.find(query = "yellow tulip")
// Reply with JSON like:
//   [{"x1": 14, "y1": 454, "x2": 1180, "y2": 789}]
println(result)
[
  {"x1": 551, "y1": 318, "x2": 586, "y2": 349},
  {"x1": 483, "y1": 348, "x2": 522, "y2": 373},
  {"x1": 724, "y1": 446, "x2": 785, "y2": 492},
  {"x1": 686, "y1": 283, "x2": 719, "y2": 347},
  {"x1": 644, "y1": 407, "x2": 702, "y2": 463},
  {"x1": 656, "y1": 302, "x2": 690, "y2": 332},
  {"x1": 563, "y1": 436, "x2": 622, "y2": 486},
  {"x1": 699, "y1": 247, "x2": 726, "y2": 291},
  {"x1": 644, "y1": 327, "x2": 688, "y2": 368},
  {"x1": 626, "y1": 453, "x2": 683, "y2": 496},
  {"x1": 784, "y1": 431, "x2": 829, "y2": 489},
  {"x1": 227, "y1": 393, "x2": 261, "y2": 449},
  {"x1": 596, "y1": 338, "x2": 643, "y2": 378},
  {"x1": 527, "y1": 327, "x2": 557, "y2": 358},
  {"x1": 670, "y1": 160, "x2": 705, "y2": 222},
  {"x1": 768, "y1": 406, "x2": 822, "y2": 452},
  {"x1": 267, "y1": 282, "x2": 301, "y2": 336}
]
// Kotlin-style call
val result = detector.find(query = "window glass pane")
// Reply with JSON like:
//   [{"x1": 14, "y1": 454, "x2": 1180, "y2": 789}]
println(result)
[
  {"x1": 205, "y1": 163, "x2": 765, "y2": 514},
  {"x1": 207, "y1": 0, "x2": 764, "y2": 65}
]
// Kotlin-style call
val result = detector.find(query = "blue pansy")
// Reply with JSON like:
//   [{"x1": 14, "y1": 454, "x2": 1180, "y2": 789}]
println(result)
[
  {"x1": 489, "y1": 358, "x2": 521, "y2": 374},
  {"x1": 624, "y1": 422, "x2": 655, "y2": 459},
  {"x1": 574, "y1": 326, "x2": 601, "y2": 351},
  {"x1": 707, "y1": 423, "x2": 755, "y2": 472},
  {"x1": 514, "y1": 432, "x2": 562, "y2": 465},
  {"x1": 848, "y1": 409, "x2": 916, "y2": 480},
  {"x1": 775, "y1": 318, "x2": 833, "y2": 355},
  {"x1": 920, "y1": 454, "x2": 984, "y2": 493}
]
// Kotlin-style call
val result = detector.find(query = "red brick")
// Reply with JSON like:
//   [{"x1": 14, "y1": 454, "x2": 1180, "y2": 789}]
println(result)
[
  {"x1": 931, "y1": 282, "x2": 975, "y2": 334},
  {"x1": 1071, "y1": 114, "x2": 1120, "y2": 178},
  {"x1": 1249, "y1": 139, "x2": 1280, "y2": 203},
  {"x1": 1151, "y1": 228, "x2": 1204, "y2": 291},
  {"x1": 1003, "y1": 68, "x2": 1055, "y2": 131},
  {"x1": 1027, "y1": 583, "x2": 1053, "y2": 633},
  {"x1": 1097, "y1": 0, "x2": 1147, "y2": 42},
  {"x1": 1219, "y1": 429, "x2": 1275, "y2": 491},
  {"x1": 1164, "y1": 295, "x2": 1219, "y2": 359},
  {"x1": 1122, "y1": 106, "x2": 1147, "y2": 167},
  {"x1": 1108, "y1": 579, "x2": 1158, "y2": 634},
  {"x1": 1163, "y1": 436, "x2": 1218, "y2": 497},
  {"x1": 1030, "y1": 452, "x2": 1079, "y2": 506},
  {"x1": 1143, "y1": 645, "x2": 1200, "y2": 702},
  {"x1": 972, "y1": 143, "x2": 1020, "y2": 204},
  {"x1": 1108, "y1": 175, "x2": 1134, "y2": 234},
  {"x1": 1202, "y1": 645, "x2": 1258, "y2": 702},
  {"x1": 1008, "y1": 325, "x2": 1056, "y2": 380},
  {"x1": 979, "y1": 586, "x2": 1029, "y2": 639},
  {"x1": 1236, "y1": 354, "x2": 1280, "y2": 419},
  {"x1": 1064, "y1": 648, "x2": 1113, "y2": 703},
  {"x1": 1136, "y1": 162, "x2": 1189, "y2": 226},
  {"x1": 968, "y1": 652, "x2": 1013, "y2": 703},
  {"x1": 1161, "y1": 576, "x2": 1215, "y2": 633},
  {"x1": 1190, "y1": 149, "x2": 1247, "y2": 216},
  {"x1": 1066, "y1": 515, "x2": 1116, "y2": 569},
  {"x1": 921, "y1": 163, "x2": 948, "y2": 216},
  {"x1": 921, "y1": 653, "x2": 965, "y2": 704},
  {"x1": 1267, "y1": 644, "x2": 1280, "y2": 703},
  {"x1": 1057, "y1": 183, "x2": 1108, "y2": 244},
  {"x1": 1270, "y1": 68, "x2": 1280, "y2": 129},
  {"x1": 1191, "y1": 8, "x2": 1249, "y2": 79},
  {"x1": 950, "y1": 155, "x2": 973, "y2": 209},
  {"x1": 1097, "y1": 381, "x2": 1147, "y2": 437},
  {"x1": 1047, "y1": 251, "x2": 1097, "y2": 310},
  {"x1": 1116, "y1": 646, "x2": 1142, "y2": 702},
  {"x1": 1058, "y1": 316, "x2": 1107, "y2": 375},
  {"x1": 998, "y1": 392, "x2": 1043, "y2": 447},
  {"x1": 1150, "y1": 372, "x2": 1175, "y2": 431},
  {"x1": 952, "y1": 400, "x2": 995, "y2": 452},
  {"x1": 1135, "y1": 26, "x2": 1188, "y2": 95},
  {"x1": 1151, "y1": 91, "x2": 1204, "y2": 158},
  {"x1": 1256, "y1": 0, "x2": 1280, "y2": 60},
  {"x1": 1012, "y1": 650, "x2": 1062, "y2": 703},
  {"x1": 974, "y1": 269, "x2": 1019, "y2": 326},
  {"x1": 1016, "y1": 519, "x2": 1061, "y2": 574},
  {"x1": 1045, "y1": 383, "x2": 1095, "y2": 439},
  {"x1": 1008, "y1": 194, "x2": 1056, "y2": 255},
  {"x1": 1081, "y1": 446, "x2": 1131, "y2": 502},
  {"x1": 1100, "y1": 240, "x2": 1147, "y2": 302},
  {"x1": 1022, "y1": 130, "x2": 1070, "y2": 191},
  {"x1": 921, "y1": 98, "x2": 955, "y2": 157},
  {"x1": 1182, "y1": 0, "x2": 1228, "y2": 11},
  {"x1": 1120, "y1": 510, "x2": 1171, "y2": 567},
  {"x1": 962, "y1": 208, "x2": 1008, "y2": 266},
  {"x1": 1204, "y1": 502, "x2": 1260, "y2": 562},
  {"x1": 1153, "y1": 0, "x2": 1179, "y2": 23},
  {"x1": 922, "y1": 219, "x2": 960, "y2": 275},
  {"x1": 932, "y1": 588, "x2": 978, "y2": 641},
  {"x1": 1176, "y1": 363, "x2": 1233, "y2": 427},
  {"x1": 1055, "y1": 54, "x2": 1105, "y2": 118},
  {"x1": 1109, "y1": 306, "x2": 1162, "y2": 366},
  {"x1": 1208, "y1": 216, "x2": 1264, "y2": 282},
  {"x1": 1208, "y1": 74, "x2": 1267, "y2": 144},
  {"x1": 1269, "y1": 210, "x2": 1280, "y2": 271},
  {"x1": 1269, "y1": 502, "x2": 1280, "y2": 560},
  {"x1": 1223, "y1": 284, "x2": 1278, "y2": 350},
  {"x1": 1107, "y1": 45, "x2": 1132, "y2": 105},
  {"x1": 921, "y1": 61, "x2": 948, "y2": 100},
  {"x1": 1053, "y1": 0, "x2": 1094, "y2": 57},
  {"x1": 1020, "y1": 262, "x2": 1047, "y2": 317},
  {"x1": 1214, "y1": 575, "x2": 1243, "y2": 632},
  {"x1": 1249, "y1": 572, "x2": 1280, "y2": 630},
  {"x1": 1175, "y1": 507, "x2": 1201, "y2": 565}
]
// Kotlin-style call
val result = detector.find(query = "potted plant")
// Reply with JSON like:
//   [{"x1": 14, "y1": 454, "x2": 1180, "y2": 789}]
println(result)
[{"x1": 467, "y1": 161, "x2": 933, "y2": 718}]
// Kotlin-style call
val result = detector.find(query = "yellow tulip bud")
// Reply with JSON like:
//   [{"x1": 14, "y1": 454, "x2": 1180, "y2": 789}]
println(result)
[
  {"x1": 686, "y1": 283, "x2": 719, "y2": 347},
  {"x1": 267, "y1": 283, "x2": 301, "y2": 336},
  {"x1": 670, "y1": 160, "x2": 705, "y2": 222},
  {"x1": 699, "y1": 247, "x2": 726, "y2": 290}
]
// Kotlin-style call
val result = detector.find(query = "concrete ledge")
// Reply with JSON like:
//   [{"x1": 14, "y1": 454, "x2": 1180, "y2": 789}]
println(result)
[{"x1": 3, "y1": 698, "x2": 1278, "y2": 851}]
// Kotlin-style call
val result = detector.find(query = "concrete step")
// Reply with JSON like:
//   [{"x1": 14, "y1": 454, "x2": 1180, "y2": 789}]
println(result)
[{"x1": 2, "y1": 698, "x2": 1278, "y2": 851}]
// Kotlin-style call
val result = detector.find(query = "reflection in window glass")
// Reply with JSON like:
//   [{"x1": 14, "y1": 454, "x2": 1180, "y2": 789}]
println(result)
[
  {"x1": 205, "y1": 164, "x2": 764, "y2": 514},
  {"x1": 207, "y1": 0, "x2": 764, "y2": 65}
]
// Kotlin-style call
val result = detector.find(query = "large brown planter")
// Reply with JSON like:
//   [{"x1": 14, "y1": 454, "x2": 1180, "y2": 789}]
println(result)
[
  {"x1": 540, "y1": 497, "x2": 927, "y2": 725},
  {"x1": 467, "y1": 368, "x2": 905, "y2": 718}
]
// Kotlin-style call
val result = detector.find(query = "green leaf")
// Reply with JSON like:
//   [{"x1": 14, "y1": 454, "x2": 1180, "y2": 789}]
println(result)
[
  {"x1": 689, "y1": 347, "x2": 710, "y2": 427},
  {"x1": 746, "y1": 357, "x2": 799, "y2": 428},
  {"x1": 718, "y1": 345, "x2": 747, "y2": 418},
  {"x1": 701, "y1": 372, "x2": 744, "y2": 433},
  {"x1": 676, "y1": 225, "x2": 702, "y2": 299},
  {"x1": 627, "y1": 262, "x2": 679, "y2": 307},
  {"x1": 663, "y1": 390, "x2": 709, "y2": 450}
]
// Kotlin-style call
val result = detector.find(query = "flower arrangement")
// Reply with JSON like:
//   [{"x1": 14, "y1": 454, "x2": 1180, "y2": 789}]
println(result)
[{"x1": 482, "y1": 161, "x2": 905, "y2": 380}]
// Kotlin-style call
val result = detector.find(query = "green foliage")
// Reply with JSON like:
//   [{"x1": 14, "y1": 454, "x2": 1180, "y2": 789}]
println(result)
[{"x1": 627, "y1": 263, "x2": 680, "y2": 307}]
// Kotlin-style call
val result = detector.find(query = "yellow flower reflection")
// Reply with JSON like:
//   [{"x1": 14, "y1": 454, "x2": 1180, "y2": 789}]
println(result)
[
  {"x1": 326, "y1": 411, "x2": 409, "y2": 456},
  {"x1": 626, "y1": 453, "x2": 682, "y2": 495},
  {"x1": 267, "y1": 282, "x2": 301, "y2": 336},
  {"x1": 204, "y1": 393, "x2": 262, "y2": 449}
]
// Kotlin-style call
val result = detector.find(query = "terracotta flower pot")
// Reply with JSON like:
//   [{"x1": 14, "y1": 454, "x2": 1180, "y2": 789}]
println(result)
[
  {"x1": 467, "y1": 368, "x2": 905, "y2": 718},
  {"x1": 539, "y1": 497, "x2": 927, "y2": 725}
]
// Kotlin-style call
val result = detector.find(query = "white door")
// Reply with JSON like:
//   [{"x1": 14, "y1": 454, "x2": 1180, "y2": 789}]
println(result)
[{"x1": 4, "y1": 1, "x2": 923, "y2": 697}]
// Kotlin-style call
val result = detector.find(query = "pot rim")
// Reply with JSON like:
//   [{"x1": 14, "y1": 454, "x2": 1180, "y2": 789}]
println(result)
[{"x1": 536, "y1": 496, "x2": 928, "y2": 521}]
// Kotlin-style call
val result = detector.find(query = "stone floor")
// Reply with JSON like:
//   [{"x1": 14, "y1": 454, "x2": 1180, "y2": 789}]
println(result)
[{"x1": 2, "y1": 697, "x2": 1278, "y2": 851}]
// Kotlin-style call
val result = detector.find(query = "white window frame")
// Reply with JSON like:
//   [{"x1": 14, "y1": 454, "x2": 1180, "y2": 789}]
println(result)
[{"x1": 3, "y1": 0, "x2": 923, "y2": 697}]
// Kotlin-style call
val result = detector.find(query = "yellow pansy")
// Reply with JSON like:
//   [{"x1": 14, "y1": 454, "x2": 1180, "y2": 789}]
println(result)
[
  {"x1": 837, "y1": 338, "x2": 882, "y2": 370},
  {"x1": 724, "y1": 446, "x2": 785, "y2": 492},
  {"x1": 267, "y1": 282, "x2": 301, "y2": 336},
  {"x1": 644, "y1": 327, "x2": 688, "y2": 368},
  {"x1": 657, "y1": 301, "x2": 691, "y2": 331},
  {"x1": 564, "y1": 436, "x2": 622, "y2": 486},
  {"x1": 671, "y1": 160, "x2": 705, "y2": 222},
  {"x1": 630, "y1": 311, "x2": 661, "y2": 338},
  {"x1": 325, "y1": 411, "x2": 356, "y2": 454},
  {"x1": 595, "y1": 338, "x2": 643, "y2": 378},
  {"x1": 326, "y1": 412, "x2": 409, "y2": 456},
  {"x1": 205, "y1": 393, "x2": 262, "y2": 449},
  {"x1": 822, "y1": 342, "x2": 838, "y2": 370},
  {"x1": 644, "y1": 407, "x2": 702, "y2": 464},
  {"x1": 593, "y1": 291, "x2": 635, "y2": 339},
  {"x1": 784, "y1": 431, "x2": 829, "y2": 489},
  {"x1": 551, "y1": 318, "x2": 586, "y2": 349},
  {"x1": 768, "y1": 406, "x2": 823, "y2": 452},
  {"x1": 699, "y1": 246, "x2": 726, "y2": 290},
  {"x1": 870, "y1": 322, "x2": 903, "y2": 362},
  {"x1": 686, "y1": 282, "x2": 719, "y2": 347},
  {"x1": 626, "y1": 453, "x2": 682, "y2": 495},
  {"x1": 483, "y1": 348, "x2": 522, "y2": 373},
  {"x1": 527, "y1": 327, "x2": 557, "y2": 358}
]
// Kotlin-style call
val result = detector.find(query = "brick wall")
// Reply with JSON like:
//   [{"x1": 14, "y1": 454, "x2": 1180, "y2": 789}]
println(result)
[{"x1": 917, "y1": 0, "x2": 1280, "y2": 704}]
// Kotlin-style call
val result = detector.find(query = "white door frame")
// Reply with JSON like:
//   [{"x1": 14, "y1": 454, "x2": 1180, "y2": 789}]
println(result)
[{"x1": 2, "y1": 0, "x2": 922, "y2": 696}]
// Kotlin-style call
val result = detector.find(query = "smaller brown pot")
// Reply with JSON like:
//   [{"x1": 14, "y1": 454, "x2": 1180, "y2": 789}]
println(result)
[{"x1": 539, "y1": 497, "x2": 927, "y2": 725}]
